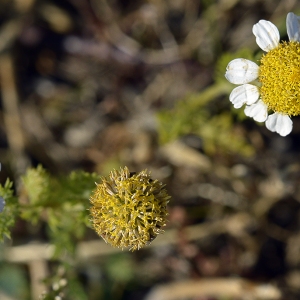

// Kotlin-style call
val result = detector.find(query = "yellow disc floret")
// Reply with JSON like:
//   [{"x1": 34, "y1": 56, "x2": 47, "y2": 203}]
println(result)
[
  {"x1": 259, "y1": 41, "x2": 300, "y2": 116},
  {"x1": 90, "y1": 167, "x2": 170, "y2": 251}
]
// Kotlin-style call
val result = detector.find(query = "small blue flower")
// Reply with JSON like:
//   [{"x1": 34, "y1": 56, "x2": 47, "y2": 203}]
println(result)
[
  {"x1": 0, "y1": 163, "x2": 5, "y2": 212},
  {"x1": 0, "y1": 196, "x2": 5, "y2": 213}
]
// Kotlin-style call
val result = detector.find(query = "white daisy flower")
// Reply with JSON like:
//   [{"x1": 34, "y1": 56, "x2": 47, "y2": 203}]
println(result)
[{"x1": 225, "y1": 12, "x2": 300, "y2": 136}]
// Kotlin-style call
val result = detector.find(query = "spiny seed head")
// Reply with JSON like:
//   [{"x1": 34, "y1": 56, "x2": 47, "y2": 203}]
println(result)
[
  {"x1": 259, "y1": 41, "x2": 300, "y2": 116},
  {"x1": 89, "y1": 167, "x2": 170, "y2": 251}
]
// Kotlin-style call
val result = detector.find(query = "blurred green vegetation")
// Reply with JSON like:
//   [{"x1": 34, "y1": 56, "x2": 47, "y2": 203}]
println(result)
[
  {"x1": 0, "y1": 0, "x2": 299, "y2": 299},
  {"x1": 157, "y1": 49, "x2": 258, "y2": 157},
  {"x1": 0, "y1": 179, "x2": 18, "y2": 240},
  {"x1": 21, "y1": 165, "x2": 100, "y2": 256}
]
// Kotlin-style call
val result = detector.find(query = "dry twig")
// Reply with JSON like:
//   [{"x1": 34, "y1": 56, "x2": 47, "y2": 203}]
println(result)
[{"x1": 144, "y1": 278, "x2": 281, "y2": 300}]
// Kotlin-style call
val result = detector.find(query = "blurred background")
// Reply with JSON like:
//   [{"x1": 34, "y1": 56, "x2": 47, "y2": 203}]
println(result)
[{"x1": 1, "y1": 0, "x2": 300, "y2": 299}]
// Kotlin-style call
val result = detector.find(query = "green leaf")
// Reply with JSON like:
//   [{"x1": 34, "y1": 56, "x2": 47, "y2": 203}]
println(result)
[{"x1": 0, "y1": 179, "x2": 18, "y2": 240}]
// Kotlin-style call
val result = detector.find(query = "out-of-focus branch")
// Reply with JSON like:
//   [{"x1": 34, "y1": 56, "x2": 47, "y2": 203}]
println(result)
[
  {"x1": 87, "y1": 0, "x2": 209, "y2": 65},
  {"x1": 28, "y1": 260, "x2": 48, "y2": 300},
  {"x1": 0, "y1": 20, "x2": 23, "y2": 53},
  {"x1": 144, "y1": 278, "x2": 281, "y2": 300},
  {"x1": 0, "y1": 54, "x2": 29, "y2": 176},
  {"x1": 4, "y1": 212, "x2": 255, "y2": 263},
  {"x1": 0, "y1": 0, "x2": 36, "y2": 52}
]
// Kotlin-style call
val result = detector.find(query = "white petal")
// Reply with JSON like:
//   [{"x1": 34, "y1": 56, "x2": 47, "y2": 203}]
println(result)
[
  {"x1": 252, "y1": 20, "x2": 280, "y2": 51},
  {"x1": 229, "y1": 84, "x2": 260, "y2": 108},
  {"x1": 244, "y1": 100, "x2": 268, "y2": 122},
  {"x1": 225, "y1": 59, "x2": 259, "y2": 84},
  {"x1": 265, "y1": 113, "x2": 293, "y2": 136},
  {"x1": 287, "y1": 12, "x2": 300, "y2": 42}
]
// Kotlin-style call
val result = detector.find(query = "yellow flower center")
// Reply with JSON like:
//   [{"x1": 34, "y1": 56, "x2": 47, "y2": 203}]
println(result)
[
  {"x1": 259, "y1": 41, "x2": 300, "y2": 116},
  {"x1": 89, "y1": 167, "x2": 170, "y2": 251}
]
